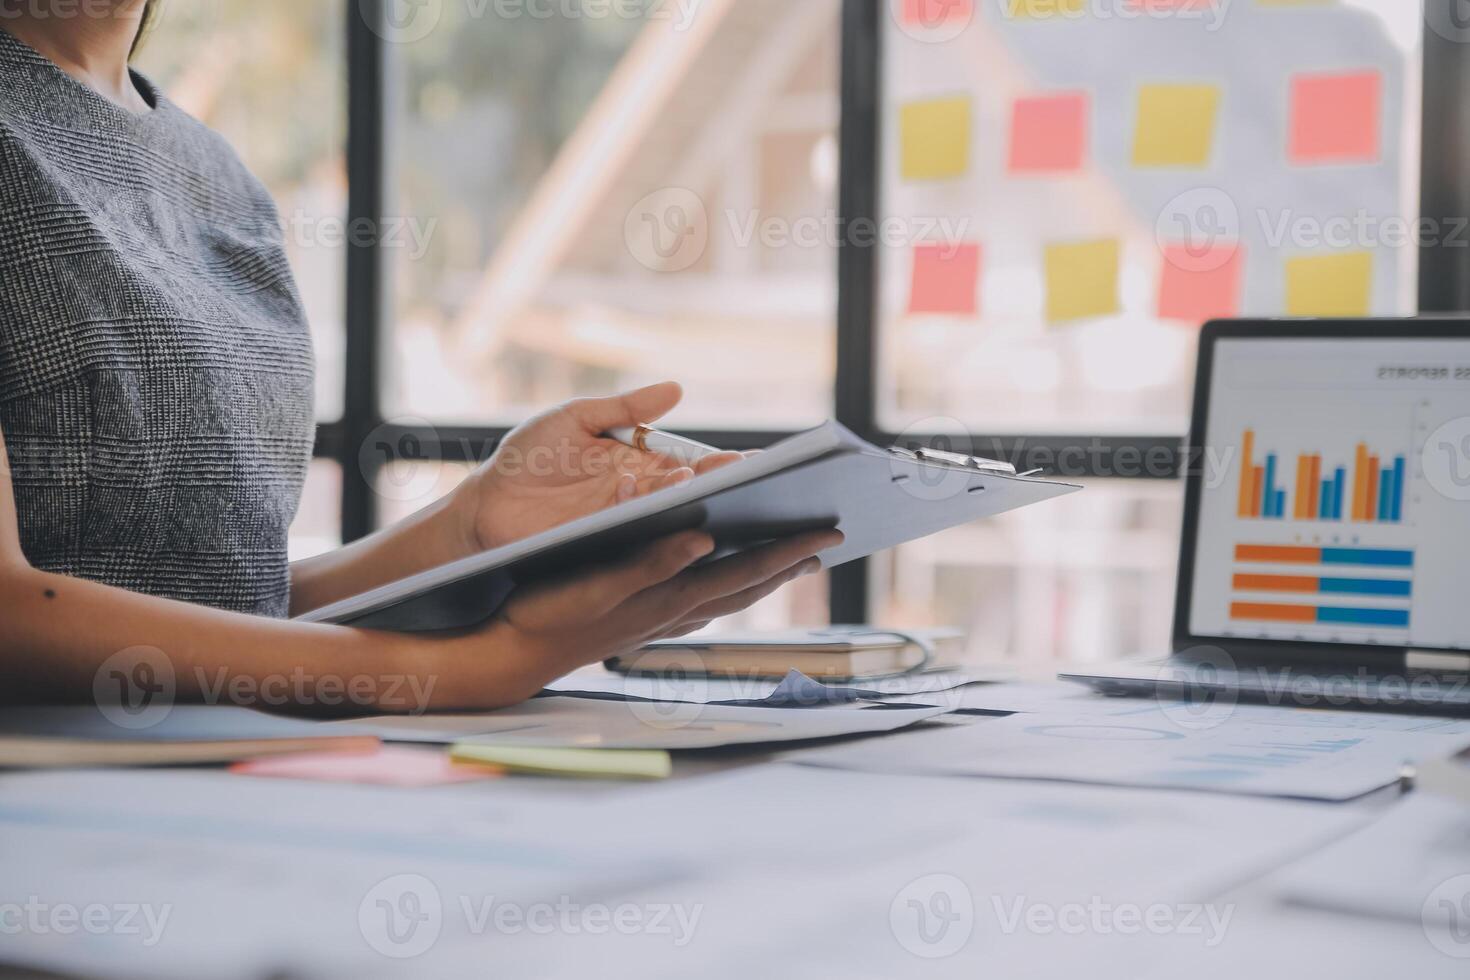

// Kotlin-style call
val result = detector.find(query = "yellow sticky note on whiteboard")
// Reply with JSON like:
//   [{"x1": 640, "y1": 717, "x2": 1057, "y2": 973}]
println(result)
[
  {"x1": 1006, "y1": 0, "x2": 1087, "y2": 15},
  {"x1": 1285, "y1": 252, "x2": 1373, "y2": 317},
  {"x1": 900, "y1": 96, "x2": 971, "y2": 181},
  {"x1": 1132, "y1": 83, "x2": 1220, "y2": 168},
  {"x1": 1045, "y1": 239, "x2": 1120, "y2": 322}
]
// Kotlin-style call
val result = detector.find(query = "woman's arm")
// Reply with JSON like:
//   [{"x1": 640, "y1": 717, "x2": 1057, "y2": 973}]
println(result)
[
  {"x1": 289, "y1": 383, "x2": 744, "y2": 617},
  {"x1": 1, "y1": 423, "x2": 838, "y2": 710}
]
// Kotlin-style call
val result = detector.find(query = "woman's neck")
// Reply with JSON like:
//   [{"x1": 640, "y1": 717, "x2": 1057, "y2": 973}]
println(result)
[{"x1": 3, "y1": 1, "x2": 150, "y2": 112}]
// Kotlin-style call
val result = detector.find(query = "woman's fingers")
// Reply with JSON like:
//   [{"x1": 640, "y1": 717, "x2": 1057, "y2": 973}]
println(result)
[
  {"x1": 565, "y1": 382, "x2": 683, "y2": 434},
  {"x1": 691, "y1": 450, "x2": 745, "y2": 476},
  {"x1": 632, "y1": 529, "x2": 842, "y2": 622},
  {"x1": 581, "y1": 530, "x2": 715, "y2": 614},
  {"x1": 678, "y1": 557, "x2": 822, "y2": 624}
]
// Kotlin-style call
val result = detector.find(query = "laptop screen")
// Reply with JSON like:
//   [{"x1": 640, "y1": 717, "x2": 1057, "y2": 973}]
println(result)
[{"x1": 1188, "y1": 334, "x2": 1470, "y2": 653}]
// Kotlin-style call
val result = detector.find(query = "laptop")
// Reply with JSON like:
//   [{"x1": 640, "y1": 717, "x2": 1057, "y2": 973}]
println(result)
[{"x1": 1062, "y1": 318, "x2": 1470, "y2": 714}]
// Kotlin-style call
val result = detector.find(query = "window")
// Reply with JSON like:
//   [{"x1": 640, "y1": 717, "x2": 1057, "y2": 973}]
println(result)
[
  {"x1": 386, "y1": 0, "x2": 841, "y2": 428},
  {"x1": 134, "y1": 1, "x2": 348, "y2": 423},
  {"x1": 134, "y1": 1, "x2": 1467, "y2": 664}
]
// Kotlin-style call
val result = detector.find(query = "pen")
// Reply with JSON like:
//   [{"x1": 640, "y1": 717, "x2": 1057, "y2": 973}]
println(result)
[{"x1": 607, "y1": 424, "x2": 723, "y2": 466}]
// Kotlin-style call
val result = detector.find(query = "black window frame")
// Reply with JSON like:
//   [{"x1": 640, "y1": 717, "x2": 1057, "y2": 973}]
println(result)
[{"x1": 320, "y1": 0, "x2": 1470, "y2": 625}]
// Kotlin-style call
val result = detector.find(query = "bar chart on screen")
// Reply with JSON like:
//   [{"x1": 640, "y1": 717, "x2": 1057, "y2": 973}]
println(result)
[{"x1": 1190, "y1": 337, "x2": 1470, "y2": 652}]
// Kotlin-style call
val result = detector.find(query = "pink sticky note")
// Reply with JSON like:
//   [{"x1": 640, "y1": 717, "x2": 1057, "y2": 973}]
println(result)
[
  {"x1": 1124, "y1": 0, "x2": 1217, "y2": 10},
  {"x1": 1158, "y1": 243, "x2": 1244, "y2": 323},
  {"x1": 1008, "y1": 92, "x2": 1088, "y2": 174},
  {"x1": 1289, "y1": 70, "x2": 1381, "y2": 165},
  {"x1": 901, "y1": 0, "x2": 974, "y2": 27},
  {"x1": 909, "y1": 243, "x2": 981, "y2": 315},
  {"x1": 231, "y1": 746, "x2": 502, "y2": 787}
]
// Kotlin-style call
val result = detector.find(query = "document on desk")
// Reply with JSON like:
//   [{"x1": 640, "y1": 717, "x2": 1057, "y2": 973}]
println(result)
[
  {"x1": 789, "y1": 709, "x2": 1470, "y2": 801},
  {"x1": 0, "y1": 769, "x2": 687, "y2": 980},
  {"x1": 1273, "y1": 792, "x2": 1470, "y2": 925},
  {"x1": 326, "y1": 694, "x2": 950, "y2": 749},
  {"x1": 543, "y1": 665, "x2": 992, "y2": 706}
]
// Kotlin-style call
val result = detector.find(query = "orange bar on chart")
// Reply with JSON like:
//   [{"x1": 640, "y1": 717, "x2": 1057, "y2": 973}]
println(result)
[
  {"x1": 1237, "y1": 429, "x2": 1255, "y2": 517},
  {"x1": 1353, "y1": 443, "x2": 1370, "y2": 521},
  {"x1": 1293, "y1": 455, "x2": 1310, "y2": 520},
  {"x1": 1233, "y1": 574, "x2": 1320, "y2": 594},
  {"x1": 1251, "y1": 467, "x2": 1265, "y2": 517},
  {"x1": 1231, "y1": 602, "x2": 1318, "y2": 624},
  {"x1": 1365, "y1": 455, "x2": 1380, "y2": 522},
  {"x1": 1307, "y1": 454, "x2": 1322, "y2": 519},
  {"x1": 1235, "y1": 544, "x2": 1323, "y2": 564}
]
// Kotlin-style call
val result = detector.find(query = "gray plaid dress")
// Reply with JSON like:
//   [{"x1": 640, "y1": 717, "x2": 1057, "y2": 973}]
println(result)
[{"x1": 0, "y1": 30, "x2": 315, "y2": 618}]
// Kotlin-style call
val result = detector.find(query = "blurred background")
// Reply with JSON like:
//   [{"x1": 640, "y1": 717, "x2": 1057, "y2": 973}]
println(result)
[{"x1": 133, "y1": 0, "x2": 1425, "y2": 667}]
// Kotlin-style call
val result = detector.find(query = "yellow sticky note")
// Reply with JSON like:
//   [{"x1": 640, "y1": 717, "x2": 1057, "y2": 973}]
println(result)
[
  {"x1": 450, "y1": 743, "x2": 673, "y2": 780},
  {"x1": 1132, "y1": 83, "x2": 1220, "y2": 168},
  {"x1": 1045, "y1": 239, "x2": 1120, "y2": 322},
  {"x1": 1006, "y1": 0, "x2": 1087, "y2": 16},
  {"x1": 1285, "y1": 252, "x2": 1373, "y2": 317},
  {"x1": 900, "y1": 96, "x2": 971, "y2": 181}
]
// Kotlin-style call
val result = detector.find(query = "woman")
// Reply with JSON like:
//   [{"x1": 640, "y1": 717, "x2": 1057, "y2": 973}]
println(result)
[{"x1": 0, "y1": 1, "x2": 837, "y2": 709}]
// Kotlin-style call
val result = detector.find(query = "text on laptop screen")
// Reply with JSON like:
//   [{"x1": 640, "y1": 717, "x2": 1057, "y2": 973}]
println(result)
[{"x1": 1191, "y1": 337, "x2": 1470, "y2": 652}]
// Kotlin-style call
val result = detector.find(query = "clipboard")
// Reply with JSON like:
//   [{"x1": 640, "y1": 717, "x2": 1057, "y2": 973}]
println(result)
[{"x1": 297, "y1": 421, "x2": 1080, "y2": 632}]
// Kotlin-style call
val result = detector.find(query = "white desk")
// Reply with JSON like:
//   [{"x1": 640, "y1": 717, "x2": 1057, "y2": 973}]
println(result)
[{"x1": 0, "y1": 684, "x2": 1464, "y2": 980}]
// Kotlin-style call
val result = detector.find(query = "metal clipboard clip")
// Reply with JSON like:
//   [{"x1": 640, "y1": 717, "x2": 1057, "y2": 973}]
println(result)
[{"x1": 889, "y1": 445, "x2": 1044, "y2": 479}]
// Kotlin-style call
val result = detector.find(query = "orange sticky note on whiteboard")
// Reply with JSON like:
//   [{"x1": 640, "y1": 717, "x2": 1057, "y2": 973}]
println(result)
[
  {"x1": 900, "y1": 96, "x2": 971, "y2": 181},
  {"x1": 909, "y1": 243, "x2": 981, "y2": 315},
  {"x1": 1045, "y1": 239, "x2": 1119, "y2": 322},
  {"x1": 1289, "y1": 70, "x2": 1381, "y2": 165},
  {"x1": 1008, "y1": 92, "x2": 1087, "y2": 174},
  {"x1": 1158, "y1": 243, "x2": 1244, "y2": 323},
  {"x1": 1285, "y1": 252, "x2": 1373, "y2": 317}
]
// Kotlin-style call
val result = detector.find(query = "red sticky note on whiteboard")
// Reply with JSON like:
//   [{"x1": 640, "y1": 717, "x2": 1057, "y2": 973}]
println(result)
[
  {"x1": 1008, "y1": 92, "x2": 1088, "y2": 173},
  {"x1": 1157, "y1": 243, "x2": 1244, "y2": 323},
  {"x1": 909, "y1": 243, "x2": 981, "y2": 316},
  {"x1": 1289, "y1": 70, "x2": 1381, "y2": 165},
  {"x1": 901, "y1": 0, "x2": 974, "y2": 26}
]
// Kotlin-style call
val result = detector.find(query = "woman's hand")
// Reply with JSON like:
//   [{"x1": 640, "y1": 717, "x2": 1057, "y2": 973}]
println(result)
[
  {"x1": 454, "y1": 382, "x2": 744, "y2": 553},
  {"x1": 414, "y1": 527, "x2": 842, "y2": 710}
]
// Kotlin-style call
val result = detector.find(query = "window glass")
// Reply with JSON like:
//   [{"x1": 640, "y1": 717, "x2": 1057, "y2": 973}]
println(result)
[
  {"x1": 288, "y1": 460, "x2": 344, "y2": 562},
  {"x1": 872, "y1": 480, "x2": 1183, "y2": 665},
  {"x1": 879, "y1": 1, "x2": 1423, "y2": 437},
  {"x1": 387, "y1": 0, "x2": 840, "y2": 428},
  {"x1": 135, "y1": 1, "x2": 348, "y2": 421}
]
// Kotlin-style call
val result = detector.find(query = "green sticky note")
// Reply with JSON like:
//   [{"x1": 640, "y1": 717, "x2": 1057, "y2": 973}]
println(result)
[
  {"x1": 450, "y1": 744, "x2": 673, "y2": 780},
  {"x1": 1045, "y1": 238, "x2": 1120, "y2": 322},
  {"x1": 1285, "y1": 252, "x2": 1373, "y2": 317},
  {"x1": 900, "y1": 96, "x2": 971, "y2": 181},
  {"x1": 1132, "y1": 83, "x2": 1221, "y2": 168}
]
